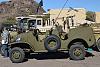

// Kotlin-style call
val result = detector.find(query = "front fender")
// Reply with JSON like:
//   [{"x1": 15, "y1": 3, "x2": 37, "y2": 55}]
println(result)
[{"x1": 9, "y1": 42, "x2": 35, "y2": 51}]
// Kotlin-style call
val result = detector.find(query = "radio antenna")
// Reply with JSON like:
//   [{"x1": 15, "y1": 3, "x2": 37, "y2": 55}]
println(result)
[{"x1": 55, "y1": 0, "x2": 69, "y2": 22}]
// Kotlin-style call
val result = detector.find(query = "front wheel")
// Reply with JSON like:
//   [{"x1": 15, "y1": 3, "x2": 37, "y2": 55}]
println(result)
[
  {"x1": 69, "y1": 43, "x2": 86, "y2": 60},
  {"x1": 9, "y1": 47, "x2": 25, "y2": 63}
]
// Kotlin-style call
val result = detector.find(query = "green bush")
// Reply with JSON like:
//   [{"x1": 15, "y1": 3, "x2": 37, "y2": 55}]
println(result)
[
  {"x1": 3, "y1": 17, "x2": 16, "y2": 24},
  {"x1": 86, "y1": 11, "x2": 96, "y2": 22}
]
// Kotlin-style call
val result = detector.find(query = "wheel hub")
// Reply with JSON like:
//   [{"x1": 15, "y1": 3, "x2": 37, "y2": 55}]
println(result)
[
  {"x1": 12, "y1": 51, "x2": 21, "y2": 59},
  {"x1": 49, "y1": 40, "x2": 57, "y2": 48},
  {"x1": 74, "y1": 48, "x2": 82, "y2": 56}
]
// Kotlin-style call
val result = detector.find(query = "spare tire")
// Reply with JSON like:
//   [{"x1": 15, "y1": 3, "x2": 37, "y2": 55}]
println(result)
[{"x1": 44, "y1": 35, "x2": 61, "y2": 52}]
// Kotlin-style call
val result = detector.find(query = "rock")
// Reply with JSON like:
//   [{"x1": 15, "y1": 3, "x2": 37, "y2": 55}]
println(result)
[{"x1": 0, "y1": 0, "x2": 45, "y2": 23}]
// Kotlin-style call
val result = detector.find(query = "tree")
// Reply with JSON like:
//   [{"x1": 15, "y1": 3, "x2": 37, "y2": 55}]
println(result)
[
  {"x1": 86, "y1": 11, "x2": 96, "y2": 22},
  {"x1": 3, "y1": 17, "x2": 16, "y2": 24}
]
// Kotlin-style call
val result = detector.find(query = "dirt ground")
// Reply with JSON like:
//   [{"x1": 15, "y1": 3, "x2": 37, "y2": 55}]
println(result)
[{"x1": 0, "y1": 51, "x2": 100, "y2": 67}]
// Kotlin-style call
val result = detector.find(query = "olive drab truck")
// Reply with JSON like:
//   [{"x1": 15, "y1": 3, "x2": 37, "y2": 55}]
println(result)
[
  {"x1": 8, "y1": 23, "x2": 96, "y2": 63},
  {"x1": 3, "y1": 0, "x2": 99, "y2": 63}
]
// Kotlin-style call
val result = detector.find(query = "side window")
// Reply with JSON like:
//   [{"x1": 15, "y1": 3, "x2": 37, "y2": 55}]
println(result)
[{"x1": 37, "y1": 20, "x2": 41, "y2": 25}]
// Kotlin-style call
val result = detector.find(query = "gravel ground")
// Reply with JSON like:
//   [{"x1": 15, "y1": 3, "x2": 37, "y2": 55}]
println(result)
[{"x1": 0, "y1": 51, "x2": 100, "y2": 67}]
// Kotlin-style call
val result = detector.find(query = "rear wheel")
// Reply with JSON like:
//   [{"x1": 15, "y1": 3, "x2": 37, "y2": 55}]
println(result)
[
  {"x1": 69, "y1": 42, "x2": 86, "y2": 60},
  {"x1": 9, "y1": 47, "x2": 25, "y2": 63}
]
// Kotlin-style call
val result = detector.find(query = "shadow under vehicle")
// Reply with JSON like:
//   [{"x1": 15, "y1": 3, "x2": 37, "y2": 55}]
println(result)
[{"x1": 8, "y1": 24, "x2": 96, "y2": 63}]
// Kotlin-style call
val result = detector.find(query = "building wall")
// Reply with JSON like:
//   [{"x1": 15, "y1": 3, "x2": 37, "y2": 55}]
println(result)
[
  {"x1": 48, "y1": 8, "x2": 86, "y2": 26},
  {"x1": 96, "y1": 12, "x2": 100, "y2": 23},
  {"x1": 47, "y1": 8, "x2": 86, "y2": 32}
]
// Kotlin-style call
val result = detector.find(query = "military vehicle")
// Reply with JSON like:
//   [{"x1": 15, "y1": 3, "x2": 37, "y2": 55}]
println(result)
[{"x1": 7, "y1": 23, "x2": 97, "y2": 63}]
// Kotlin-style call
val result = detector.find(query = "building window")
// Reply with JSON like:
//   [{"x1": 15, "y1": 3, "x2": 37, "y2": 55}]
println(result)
[
  {"x1": 47, "y1": 20, "x2": 48, "y2": 26},
  {"x1": 49, "y1": 19, "x2": 50, "y2": 26},
  {"x1": 37, "y1": 20, "x2": 41, "y2": 25},
  {"x1": 42, "y1": 20, "x2": 45, "y2": 27}
]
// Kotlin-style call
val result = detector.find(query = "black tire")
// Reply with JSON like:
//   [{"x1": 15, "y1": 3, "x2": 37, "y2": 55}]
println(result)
[
  {"x1": 69, "y1": 42, "x2": 86, "y2": 60},
  {"x1": 97, "y1": 38, "x2": 100, "y2": 51},
  {"x1": 9, "y1": 47, "x2": 25, "y2": 63},
  {"x1": 44, "y1": 35, "x2": 61, "y2": 52}
]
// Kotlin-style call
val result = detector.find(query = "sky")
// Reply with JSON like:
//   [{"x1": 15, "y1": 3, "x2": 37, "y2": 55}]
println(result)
[{"x1": 0, "y1": 0, "x2": 100, "y2": 12}]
